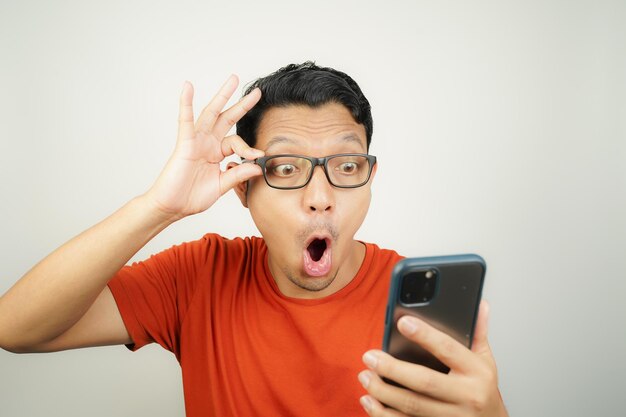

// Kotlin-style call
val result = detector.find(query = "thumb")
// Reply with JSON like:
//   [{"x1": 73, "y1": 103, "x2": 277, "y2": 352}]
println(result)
[
  {"x1": 471, "y1": 299, "x2": 493, "y2": 357},
  {"x1": 219, "y1": 163, "x2": 262, "y2": 196}
]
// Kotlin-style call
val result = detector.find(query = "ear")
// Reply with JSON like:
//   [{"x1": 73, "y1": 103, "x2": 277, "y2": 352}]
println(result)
[
  {"x1": 369, "y1": 160, "x2": 378, "y2": 182},
  {"x1": 227, "y1": 161, "x2": 249, "y2": 208}
]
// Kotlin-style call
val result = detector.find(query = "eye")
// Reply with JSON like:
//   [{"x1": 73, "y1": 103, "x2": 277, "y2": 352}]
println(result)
[
  {"x1": 336, "y1": 161, "x2": 359, "y2": 175},
  {"x1": 271, "y1": 164, "x2": 299, "y2": 177}
]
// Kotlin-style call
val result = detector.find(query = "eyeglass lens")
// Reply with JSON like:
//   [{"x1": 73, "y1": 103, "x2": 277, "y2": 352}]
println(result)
[{"x1": 264, "y1": 155, "x2": 372, "y2": 188}]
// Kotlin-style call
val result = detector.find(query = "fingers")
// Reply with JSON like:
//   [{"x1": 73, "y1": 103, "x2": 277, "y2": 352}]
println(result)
[
  {"x1": 221, "y1": 134, "x2": 264, "y2": 161},
  {"x1": 396, "y1": 316, "x2": 477, "y2": 374},
  {"x1": 219, "y1": 163, "x2": 262, "y2": 196},
  {"x1": 358, "y1": 371, "x2": 451, "y2": 416},
  {"x1": 211, "y1": 87, "x2": 261, "y2": 139},
  {"x1": 360, "y1": 395, "x2": 405, "y2": 417},
  {"x1": 360, "y1": 304, "x2": 503, "y2": 416},
  {"x1": 179, "y1": 76, "x2": 261, "y2": 147},
  {"x1": 361, "y1": 350, "x2": 463, "y2": 403},
  {"x1": 195, "y1": 74, "x2": 240, "y2": 136},
  {"x1": 218, "y1": 133, "x2": 264, "y2": 194},
  {"x1": 177, "y1": 81, "x2": 195, "y2": 141}
]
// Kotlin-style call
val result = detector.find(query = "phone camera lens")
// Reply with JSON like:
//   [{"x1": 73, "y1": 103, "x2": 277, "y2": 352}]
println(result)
[{"x1": 400, "y1": 269, "x2": 437, "y2": 304}]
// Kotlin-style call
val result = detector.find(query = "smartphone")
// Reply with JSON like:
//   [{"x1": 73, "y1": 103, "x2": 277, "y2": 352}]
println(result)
[{"x1": 382, "y1": 255, "x2": 486, "y2": 375}]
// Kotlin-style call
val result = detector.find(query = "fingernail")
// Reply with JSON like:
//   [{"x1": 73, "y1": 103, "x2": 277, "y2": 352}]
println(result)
[
  {"x1": 358, "y1": 371, "x2": 371, "y2": 388},
  {"x1": 363, "y1": 351, "x2": 378, "y2": 369},
  {"x1": 399, "y1": 316, "x2": 419, "y2": 335},
  {"x1": 360, "y1": 395, "x2": 373, "y2": 412}
]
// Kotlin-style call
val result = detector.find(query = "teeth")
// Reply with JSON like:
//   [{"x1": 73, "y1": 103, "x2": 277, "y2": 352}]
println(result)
[{"x1": 303, "y1": 242, "x2": 331, "y2": 276}]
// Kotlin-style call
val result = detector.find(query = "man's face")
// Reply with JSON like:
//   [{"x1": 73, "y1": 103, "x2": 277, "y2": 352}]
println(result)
[{"x1": 238, "y1": 102, "x2": 376, "y2": 299}]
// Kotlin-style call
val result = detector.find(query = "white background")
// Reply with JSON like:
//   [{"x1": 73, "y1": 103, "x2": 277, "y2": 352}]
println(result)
[{"x1": 1, "y1": 0, "x2": 624, "y2": 416}]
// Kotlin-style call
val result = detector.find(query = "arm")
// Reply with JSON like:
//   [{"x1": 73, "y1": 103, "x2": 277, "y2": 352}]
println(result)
[
  {"x1": 358, "y1": 300, "x2": 509, "y2": 417},
  {"x1": 0, "y1": 197, "x2": 170, "y2": 353},
  {"x1": 0, "y1": 76, "x2": 264, "y2": 353}
]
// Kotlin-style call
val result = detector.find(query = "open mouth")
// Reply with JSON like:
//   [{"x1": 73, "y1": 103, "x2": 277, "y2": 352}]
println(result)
[
  {"x1": 307, "y1": 238, "x2": 327, "y2": 262},
  {"x1": 303, "y1": 236, "x2": 332, "y2": 277}
]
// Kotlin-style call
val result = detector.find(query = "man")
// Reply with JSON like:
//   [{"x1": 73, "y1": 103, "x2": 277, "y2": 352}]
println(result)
[{"x1": 0, "y1": 62, "x2": 508, "y2": 416}]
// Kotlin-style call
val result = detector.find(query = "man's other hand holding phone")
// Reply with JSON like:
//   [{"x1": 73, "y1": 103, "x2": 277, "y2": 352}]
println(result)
[{"x1": 358, "y1": 300, "x2": 509, "y2": 417}]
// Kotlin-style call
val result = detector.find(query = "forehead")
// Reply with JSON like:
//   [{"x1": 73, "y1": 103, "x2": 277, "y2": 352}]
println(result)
[{"x1": 255, "y1": 103, "x2": 367, "y2": 153}]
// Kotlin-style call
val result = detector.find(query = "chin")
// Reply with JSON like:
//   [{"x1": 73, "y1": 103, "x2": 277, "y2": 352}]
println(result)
[{"x1": 289, "y1": 272, "x2": 337, "y2": 293}]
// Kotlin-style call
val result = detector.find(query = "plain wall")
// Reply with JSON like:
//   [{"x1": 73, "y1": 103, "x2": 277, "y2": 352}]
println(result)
[{"x1": 1, "y1": 0, "x2": 624, "y2": 416}]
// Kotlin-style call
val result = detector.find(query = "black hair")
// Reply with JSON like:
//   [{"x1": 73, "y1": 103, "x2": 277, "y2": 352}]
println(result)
[{"x1": 236, "y1": 61, "x2": 373, "y2": 150}]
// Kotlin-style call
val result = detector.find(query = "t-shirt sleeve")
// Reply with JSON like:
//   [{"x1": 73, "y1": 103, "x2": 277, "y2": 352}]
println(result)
[{"x1": 107, "y1": 234, "x2": 214, "y2": 358}]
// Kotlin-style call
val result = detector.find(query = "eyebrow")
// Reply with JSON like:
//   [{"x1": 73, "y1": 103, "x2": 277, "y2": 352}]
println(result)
[
  {"x1": 265, "y1": 136, "x2": 296, "y2": 152},
  {"x1": 340, "y1": 133, "x2": 366, "y2": 147},
  {"x1": 265, "y1": 133, "x2": 365, "y2": 152}
]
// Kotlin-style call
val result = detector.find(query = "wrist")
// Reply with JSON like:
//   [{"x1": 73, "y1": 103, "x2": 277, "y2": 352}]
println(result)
[{"x1": 132, "y1": 194, "x2": 182, "y2": 229}]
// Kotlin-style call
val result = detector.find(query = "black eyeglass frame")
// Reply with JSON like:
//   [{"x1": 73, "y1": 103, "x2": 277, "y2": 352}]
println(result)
[{"x1": 243, "y1": 153, "x2": 377, "y2": 190}]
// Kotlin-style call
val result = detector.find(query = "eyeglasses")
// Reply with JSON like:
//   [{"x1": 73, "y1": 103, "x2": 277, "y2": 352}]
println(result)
[{"x1": 243, "y1": 153, "x2": 377, "y2": 190}]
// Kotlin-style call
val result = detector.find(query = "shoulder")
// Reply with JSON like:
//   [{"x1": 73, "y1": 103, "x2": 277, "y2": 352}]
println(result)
[
  {"x1": 362, "y1": 241, "x2": 403, "y2": 260},
  {"x1": 183, "y1": 233, "x2": 266, "y2": 264},
  {"x1": 361, "y1": 241, "x2": 404, "y2": 273},
  {"x1": 140, "y1": 234, "x2": 265, "y2": 269},
  {"x1": 177, "y1": 233, "x2": 265, "y2": 251},
  {"x1": 196, "y1": 233, "x2": 265, "y2": 251}
]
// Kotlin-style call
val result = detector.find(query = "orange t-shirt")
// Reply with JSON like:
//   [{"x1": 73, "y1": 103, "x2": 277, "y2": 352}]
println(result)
[{"x1": 108, "y1": 233, "x2": 402, "y2": 417}]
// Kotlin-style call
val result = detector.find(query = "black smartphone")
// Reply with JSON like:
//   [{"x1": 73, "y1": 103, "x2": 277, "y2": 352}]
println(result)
[{"x1": 382, "y1": 255, "x2": 486, "y2": 375}]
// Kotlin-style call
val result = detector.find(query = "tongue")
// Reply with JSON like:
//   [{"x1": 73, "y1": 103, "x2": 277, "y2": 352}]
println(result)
[{"x1": 303, "y1": 241, "x2": 332, "y2": 277}]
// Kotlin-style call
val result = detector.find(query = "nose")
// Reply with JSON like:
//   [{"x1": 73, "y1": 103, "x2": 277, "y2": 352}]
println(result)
[{"x1": 303, "y1": 166, "x2": 334, "y2": 213}]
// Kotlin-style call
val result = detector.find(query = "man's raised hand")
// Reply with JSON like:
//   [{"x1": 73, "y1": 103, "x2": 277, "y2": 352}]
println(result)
[{"x1": 144, "y1": 75, "x2": 264, "y2": 222}]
